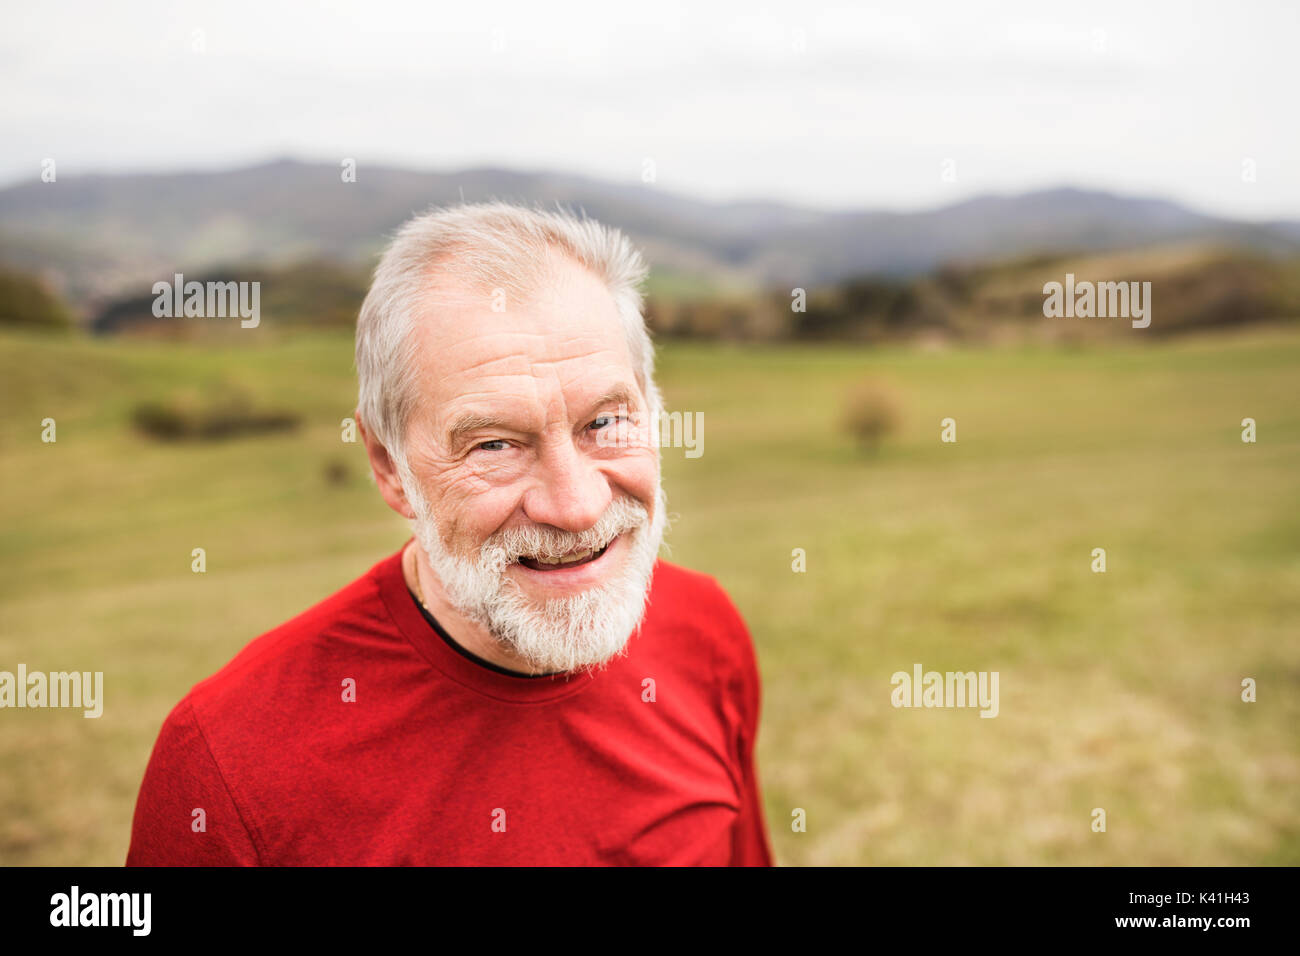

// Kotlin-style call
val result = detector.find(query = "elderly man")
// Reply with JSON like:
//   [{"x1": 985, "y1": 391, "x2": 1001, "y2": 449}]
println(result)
[{"x1": 126, "y1": 202, "x2": 773, "y2": 866}]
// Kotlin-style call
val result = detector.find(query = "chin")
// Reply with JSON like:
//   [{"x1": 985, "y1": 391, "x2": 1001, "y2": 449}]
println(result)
[
  {"x1": 417, "y1": 484, "x2": 667, "y2": 672},
  {"x1": 491, "y1": 547, "x2": 656, "y2": 674}
]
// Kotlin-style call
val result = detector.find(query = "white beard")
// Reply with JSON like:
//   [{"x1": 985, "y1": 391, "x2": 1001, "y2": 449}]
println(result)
[{"x1": 402, "y1": 469, "x2": 668, "y2": 675}]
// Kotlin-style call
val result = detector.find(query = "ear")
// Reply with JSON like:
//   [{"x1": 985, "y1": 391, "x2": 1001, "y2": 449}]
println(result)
[{"x1": 358, "y1": 413, "x2": 416, "y2": 519}]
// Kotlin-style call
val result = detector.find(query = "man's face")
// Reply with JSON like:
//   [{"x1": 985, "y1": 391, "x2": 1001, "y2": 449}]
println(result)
[{"x1": 397, "y1": 250, "x2": 666, "y2": 673}]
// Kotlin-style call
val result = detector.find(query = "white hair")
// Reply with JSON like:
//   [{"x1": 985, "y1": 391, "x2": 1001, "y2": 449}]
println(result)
[{"x1": 355, "y1": 201, "x2": 661, "y2": 468}]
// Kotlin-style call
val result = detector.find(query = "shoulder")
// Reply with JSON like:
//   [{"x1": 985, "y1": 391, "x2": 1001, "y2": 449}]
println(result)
[
  {"x1": 642, "y1": 560, "x2": 765, "y2": 751},
  {"x1": 644, "y1": 558, "x2": 760, "y2": 679},
  {"x1": 644, "y1": 557, "x2": 738, "y2": 604},
  {"x1": 645, "y1": 558, "x2": 744, "y2": 626},
  {"x1": 179, "y1": 551, "x2": 398, "y2": 733}
]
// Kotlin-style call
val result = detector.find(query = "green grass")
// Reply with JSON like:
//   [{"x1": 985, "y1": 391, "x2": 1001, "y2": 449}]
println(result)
[{"x1": 1, "y1": 326, "x2": 1297, "y2": 865}]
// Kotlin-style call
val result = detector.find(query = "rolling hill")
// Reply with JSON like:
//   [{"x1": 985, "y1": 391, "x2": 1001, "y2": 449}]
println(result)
[{"x1": 3, "y1": 159, "x2": 1298, "y2": 314}]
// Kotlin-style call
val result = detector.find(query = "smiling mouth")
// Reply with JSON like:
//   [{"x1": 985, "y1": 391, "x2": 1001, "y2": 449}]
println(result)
[{"x1": 516, "y1": 542, "x2": 612, "y2": 572}]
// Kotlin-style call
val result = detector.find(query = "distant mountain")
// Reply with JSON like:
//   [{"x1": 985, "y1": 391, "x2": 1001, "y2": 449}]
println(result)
[{"x1": 1, "y1": 159, "x2": 1297, "y2": 310}]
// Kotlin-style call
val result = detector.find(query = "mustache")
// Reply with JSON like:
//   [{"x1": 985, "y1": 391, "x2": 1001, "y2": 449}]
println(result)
[{"x1": 481, "y1": 496, "x2": 650, "y2": 567}]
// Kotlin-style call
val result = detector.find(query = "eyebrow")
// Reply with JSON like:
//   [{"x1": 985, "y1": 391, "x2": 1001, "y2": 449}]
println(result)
[
  {"x1": 446, "y1": 412, "x2": 516, "y2": 451},
  {"x1": 588, "y1": 384, "x2": 640, "y2": 418},
  {"x1": 445, "y1": 384, "x2": 641, "y2": 450}
]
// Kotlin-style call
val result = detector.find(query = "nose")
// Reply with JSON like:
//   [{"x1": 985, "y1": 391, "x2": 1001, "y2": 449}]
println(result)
[{"x1": 521, "y1": 433, "x2": 612, "y2": 533}]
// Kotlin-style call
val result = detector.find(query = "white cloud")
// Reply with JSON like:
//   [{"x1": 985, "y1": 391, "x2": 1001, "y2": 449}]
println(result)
[{"x1": 2, "y1": 0, "x2": 1297, "y2": 219}]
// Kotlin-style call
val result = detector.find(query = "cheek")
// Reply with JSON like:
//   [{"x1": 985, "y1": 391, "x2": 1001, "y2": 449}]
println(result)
[
  {"x1": 433, "y1": 448, "x2": 661, "y2": 542},
  {"x1": 610, "y1": 450, "x2": 661, "y2": 508},
  {"x1": 448, "y1": 497, "x2": 520, "y2": 550},
  {"x1": 424, "y1": 468, "x2": 520, "y2": 547}
]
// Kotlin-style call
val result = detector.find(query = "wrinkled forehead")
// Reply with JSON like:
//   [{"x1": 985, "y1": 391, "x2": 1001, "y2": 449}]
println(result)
[{"x1": 408, "y1": 252, "x2": 638, "y2": 410}]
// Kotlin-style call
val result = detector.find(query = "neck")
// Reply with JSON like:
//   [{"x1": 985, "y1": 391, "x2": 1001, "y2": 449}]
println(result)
[{"x1": 402, "y1": 541, "x2": 556, "y2": 677}]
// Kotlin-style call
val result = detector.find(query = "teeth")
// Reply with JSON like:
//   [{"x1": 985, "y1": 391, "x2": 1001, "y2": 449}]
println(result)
[{"x1": 534, "y1": 549, "x2": 593, "y2": 566}]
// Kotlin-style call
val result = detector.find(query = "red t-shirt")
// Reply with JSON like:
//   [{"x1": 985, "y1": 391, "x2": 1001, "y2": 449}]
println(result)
[{"x1": 126, "y1": 542, "x2": 774, "y2": 866}]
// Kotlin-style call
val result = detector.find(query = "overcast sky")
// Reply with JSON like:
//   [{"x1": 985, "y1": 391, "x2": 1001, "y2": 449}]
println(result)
[{"x1": 3, "y1": 0, "x2": 1297, "y2": 219}]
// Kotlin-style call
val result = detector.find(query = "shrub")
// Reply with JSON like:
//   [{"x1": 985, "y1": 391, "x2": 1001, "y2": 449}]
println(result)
[
  {"x1": 0, "y1": 267, "x2": 74, "y2": 330},
  {"x1": 322, "y1": 458, "x2": 350, "y2": 486},
  {"x1": 131, "y1": 383, "x2": 300, "y2": 441},
  {"x1": 841, "y1": 380, "x2": 902, "y2": 453}
]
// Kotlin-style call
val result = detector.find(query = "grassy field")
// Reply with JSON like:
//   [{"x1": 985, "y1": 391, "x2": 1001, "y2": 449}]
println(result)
[{"x1": 1, "y1": 325, "x2": 1297, "y2": 865}]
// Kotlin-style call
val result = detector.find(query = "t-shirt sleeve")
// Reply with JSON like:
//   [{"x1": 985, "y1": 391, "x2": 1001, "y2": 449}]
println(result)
[
  {"x1": 126, "y1": 696, "x2": 262, "y2": 866},
  {"x1": 712, "y1": 581, "x2": 775, "y2": 867}
]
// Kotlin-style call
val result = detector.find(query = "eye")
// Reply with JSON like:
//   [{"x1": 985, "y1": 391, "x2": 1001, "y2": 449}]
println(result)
[
  {"x1": 476, "y1": 439, "x2": 510, "y2": 451},
  {"x1": 589, "y1": 414, "x2": 624, "y2": 431}
]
